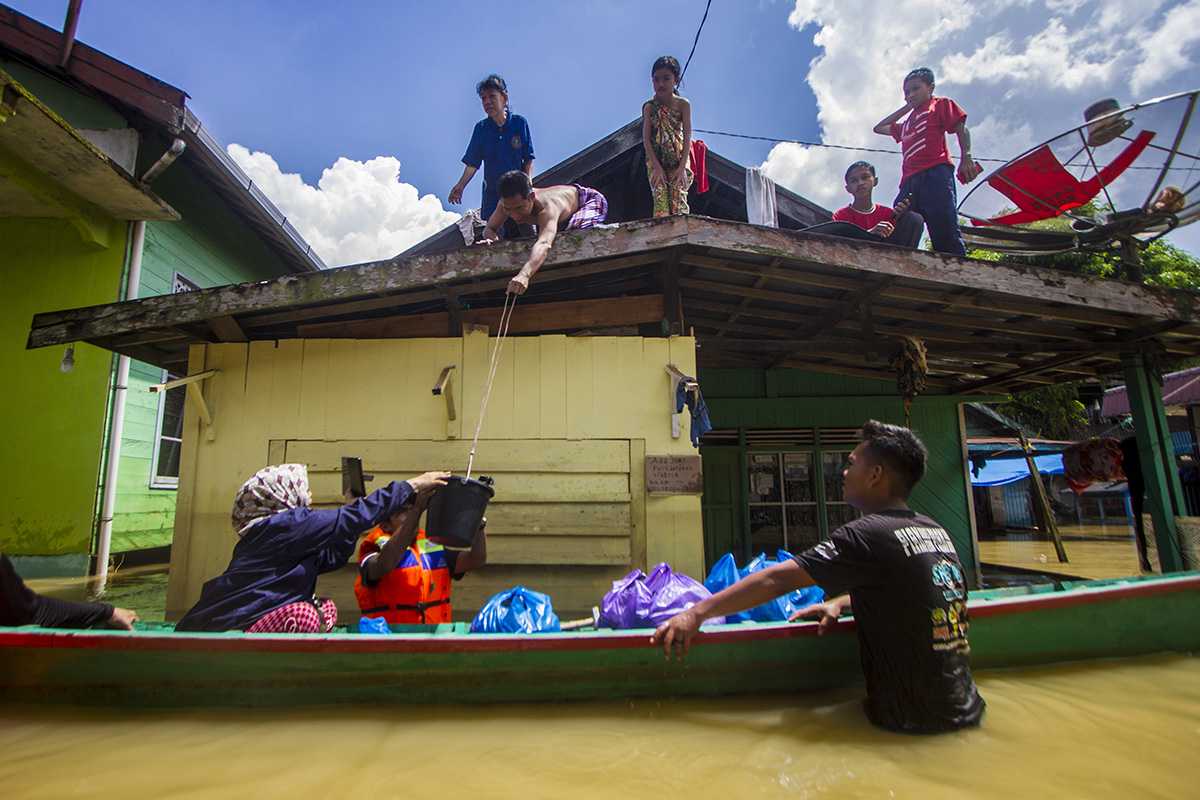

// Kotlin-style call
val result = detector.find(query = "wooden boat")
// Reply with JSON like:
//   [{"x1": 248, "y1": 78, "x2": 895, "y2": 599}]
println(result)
[{"x1": 2, "y1": 572, "x2": 1198, "y2": 708}]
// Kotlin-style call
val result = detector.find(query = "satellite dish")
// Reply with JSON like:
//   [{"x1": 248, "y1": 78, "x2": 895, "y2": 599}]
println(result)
[{"x1": 957, "y1": 89, "x2": 1200, "y2": 275}]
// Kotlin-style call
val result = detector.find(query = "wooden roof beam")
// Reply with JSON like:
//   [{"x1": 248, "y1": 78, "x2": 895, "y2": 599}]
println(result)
[
  {"x1": 686, "y1": 298, "x2": 992, "y2": 346},
  {"x1": 239, "y1": 252, "x2": 663, "y2": 332},
  {"x1": 297, "y1": 295, "x2": 665, "y2": 339},
  {"x1": 683, "y1": 216, "x2": 1200, "y2": 322},
  {"x1": 954, "y1": 353, "x2": 1104, "y2": 392},
  {"x1": 680, "y1": 276, "x2": 1095, "y2": 342},
  {"x1": 28, "y1": 218, "x2": 687, "y2": 349},
  {"x1": 678, "y1": 252, "x2": 1158, "y2": 330}
]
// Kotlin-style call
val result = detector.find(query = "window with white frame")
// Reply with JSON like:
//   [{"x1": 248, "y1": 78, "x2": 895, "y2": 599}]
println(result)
[
  {"x1": 150, "y1": 375, "x2": 185, "y2": 488},
  {"x1": 149, "y1": 272, "x2": 199, "y2": 488}
]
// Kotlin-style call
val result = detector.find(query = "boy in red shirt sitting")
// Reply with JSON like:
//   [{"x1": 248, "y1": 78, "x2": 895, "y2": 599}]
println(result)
[
  {"x1": 873, "y1": 67, "x2": 982, "y2": 256},
  {"x1": 830, "y1": 161, "x2": 924, "y2": 248}
]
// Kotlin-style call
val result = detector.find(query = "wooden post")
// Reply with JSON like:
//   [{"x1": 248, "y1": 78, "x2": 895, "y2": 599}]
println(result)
[
  {"x1": 1019, "y1": 430, "x2": 1069, "y2": 563},
  {"x1": 1121, "y1": 351, "x2": 1186, "y2": 572},
  {"x1": 737, "y1": 428, "x2": 750, "y2": 563},
  {"x1": 662, "y1": 252, "x2": 683, "y2": 336},
  {"x1": 958, "y1": 404, "x2": 983, "y2": 588}
]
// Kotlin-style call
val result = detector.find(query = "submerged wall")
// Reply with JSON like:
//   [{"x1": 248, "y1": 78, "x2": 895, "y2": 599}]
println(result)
[{"x1": 0, "y1": 217, "x2": 125, "y2": 569}]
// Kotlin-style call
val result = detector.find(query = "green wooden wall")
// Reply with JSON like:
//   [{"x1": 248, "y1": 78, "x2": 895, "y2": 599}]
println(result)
[
  {"x1": 111, "y1": 160, "x2": 295, "y2": 554},
  {"x1": 0, "y1": 62, "x2": 132, "y2": 573},
  {"x1": 697, "y1": 368, "x2": 978, "y2": 582},
  {"x1": 0, "y1": 218, "x2": 126, "y2": 562}
]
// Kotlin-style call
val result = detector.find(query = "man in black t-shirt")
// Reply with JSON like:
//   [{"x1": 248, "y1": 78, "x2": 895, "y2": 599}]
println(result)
[{"x1": 651, "y1": 420, "x2": 985, "y2": 734}]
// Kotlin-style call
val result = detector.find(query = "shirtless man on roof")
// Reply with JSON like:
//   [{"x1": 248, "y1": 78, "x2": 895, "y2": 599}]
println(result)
[{"x1": 478, "y1": 170, "x2": 608, "y2": 295}]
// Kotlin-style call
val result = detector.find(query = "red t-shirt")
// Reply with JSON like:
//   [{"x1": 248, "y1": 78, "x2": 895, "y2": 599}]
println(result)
[
  {"x1": 832, "y1": 203, "x2": 894, "y2": 231},
  {"x1": 890, "y1": 96, "x2": 967, "y2": 183}
]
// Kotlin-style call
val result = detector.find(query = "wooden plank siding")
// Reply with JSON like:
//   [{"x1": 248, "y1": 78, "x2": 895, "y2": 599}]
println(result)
[{"x1": 166, "y1": 333, "x2": 701, "y2": 620}]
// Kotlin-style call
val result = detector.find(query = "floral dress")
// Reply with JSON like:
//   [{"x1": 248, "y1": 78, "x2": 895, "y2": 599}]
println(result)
[{"x1": 644, "y1": 98, "x2": 693, "y2": 217}]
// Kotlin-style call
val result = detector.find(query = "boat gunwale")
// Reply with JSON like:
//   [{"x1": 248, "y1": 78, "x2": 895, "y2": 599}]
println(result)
[{"x1": 3, "y1": 572, "x2": 1198, "y2": 656}]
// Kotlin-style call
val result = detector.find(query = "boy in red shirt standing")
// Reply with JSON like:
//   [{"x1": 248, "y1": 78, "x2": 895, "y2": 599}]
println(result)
[
  {"x1": 830, "y1": 161, "x2": 924, "y2": 248},
  {"x1": 873, "y1": 67, "x2": 982, "y2": 256}
]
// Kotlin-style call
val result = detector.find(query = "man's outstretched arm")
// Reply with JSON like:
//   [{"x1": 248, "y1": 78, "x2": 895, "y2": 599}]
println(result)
[
  {"x1": 507, "y1": 212, "x2": 558, "y2": 295},
  {"x1": 650, "y1": 560, "x2": 815, "y2": 658}
]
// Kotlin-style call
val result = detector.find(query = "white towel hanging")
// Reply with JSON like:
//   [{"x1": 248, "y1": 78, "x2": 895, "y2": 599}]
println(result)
[{"x1": 745, "y1": 167, "x2": 778, "y2": 228}]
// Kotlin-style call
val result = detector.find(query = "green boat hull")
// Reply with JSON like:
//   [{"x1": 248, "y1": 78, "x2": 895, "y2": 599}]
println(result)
[{"x1": 2, "y1": 573, "x2": 1198, "y2": 708}]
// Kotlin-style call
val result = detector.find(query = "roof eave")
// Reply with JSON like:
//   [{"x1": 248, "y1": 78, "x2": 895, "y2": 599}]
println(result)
[{"x1": 180, "y1": 108, "x2": 323, "y2": 274}]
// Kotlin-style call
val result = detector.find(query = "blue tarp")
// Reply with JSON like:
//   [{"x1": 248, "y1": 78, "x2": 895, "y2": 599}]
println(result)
[{"x1": 970, "y1": 454, "x2": 1064, "y2": 487}]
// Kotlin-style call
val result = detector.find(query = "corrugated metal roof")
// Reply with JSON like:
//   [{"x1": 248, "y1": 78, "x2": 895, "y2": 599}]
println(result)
[{"x1": 1101, "y1": 365, "x2": 1200, "y2": 416}]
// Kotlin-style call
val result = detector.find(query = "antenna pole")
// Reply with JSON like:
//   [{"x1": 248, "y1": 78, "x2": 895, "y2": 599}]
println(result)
[{"x1": 1119, "y1": 235, "x2": 1144, "y2": 282}]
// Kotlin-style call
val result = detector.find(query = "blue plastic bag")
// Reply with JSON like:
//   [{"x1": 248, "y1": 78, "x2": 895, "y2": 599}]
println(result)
[
  {"x1": 358, "y1": 615, "x2": 391, "y2": 635},
  {"x1": 776, "y1": 549, "x2": 826, "y2": 617},
  {"x1": 470, "y1": 585, "x2": 561, "y2": 634},
  {"x1": 702, "y1": 551, "x2": 825, "y2": 623},
  {"x1": 599, "y1": 563, "x2": 723, "y2": 629},
  {"x1": 745, "y1": 551, "x2": 824, "y2": 622},
  {"x1": 702, "y1": 553, "x2": 754, "y2": 623}
]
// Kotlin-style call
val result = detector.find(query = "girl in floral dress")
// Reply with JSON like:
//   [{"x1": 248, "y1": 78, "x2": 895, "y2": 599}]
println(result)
[{"x1": 642, "y1": 55, "x2": 693, "y2": 217}]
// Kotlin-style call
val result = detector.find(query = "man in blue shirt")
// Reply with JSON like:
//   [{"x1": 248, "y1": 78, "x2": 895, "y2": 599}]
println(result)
[{"x1": 449, "y1": 74, "x2": 535, "y2": 224}]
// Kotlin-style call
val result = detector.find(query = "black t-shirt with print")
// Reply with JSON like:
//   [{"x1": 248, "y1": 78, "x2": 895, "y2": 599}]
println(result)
[{"x1": 794, "y1": 509, "x2": 985, "y2": 733}]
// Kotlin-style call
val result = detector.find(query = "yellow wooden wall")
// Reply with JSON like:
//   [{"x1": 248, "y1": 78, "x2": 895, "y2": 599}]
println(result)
[{"x1": 165, "y1": 332, "x2": 701, "y2": 620}]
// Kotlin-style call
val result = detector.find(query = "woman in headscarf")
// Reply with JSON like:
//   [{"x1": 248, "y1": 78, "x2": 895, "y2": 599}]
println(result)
[{"x1": 175, "y1": 465, "x2": 449, "y2": 633}]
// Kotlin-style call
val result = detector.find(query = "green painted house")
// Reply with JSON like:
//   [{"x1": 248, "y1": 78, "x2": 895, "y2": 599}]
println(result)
[{"x1": 1, "y1": 7, "x2": 320, "y2": 576}]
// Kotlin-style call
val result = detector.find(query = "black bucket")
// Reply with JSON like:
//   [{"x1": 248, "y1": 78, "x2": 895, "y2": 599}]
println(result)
[{"x1": 425, "y1": 475, "x2": 495, "y2": 549}]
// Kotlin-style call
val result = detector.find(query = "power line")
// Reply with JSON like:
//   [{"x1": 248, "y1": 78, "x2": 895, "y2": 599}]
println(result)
[
  {"x1": 694, "y1": 127, "x2": 1177, "y2": 171},
  {"x1": 680, "y1": 0, "x2": 713, "y2": 81},
  {"x1": 693, "y1": 128, "x2": 1010, "y2": 163}
]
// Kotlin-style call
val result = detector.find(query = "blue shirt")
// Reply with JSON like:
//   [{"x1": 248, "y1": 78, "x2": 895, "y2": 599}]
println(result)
[
  {"x1": 175, "y1": 480, "x2": 415, "y2": 632},
  {"x1": 462, "y1": 111, "x2": 534, "y2": 219}
]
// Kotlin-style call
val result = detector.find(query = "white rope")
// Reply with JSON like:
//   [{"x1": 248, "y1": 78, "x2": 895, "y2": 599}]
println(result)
[{"x1": 466, "y1": 291, "x2": 519, "y2": 479}]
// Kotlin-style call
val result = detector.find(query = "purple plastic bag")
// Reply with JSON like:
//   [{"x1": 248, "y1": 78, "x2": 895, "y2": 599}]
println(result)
[
  {"x1": 598, "y1": 569, "x2": 654, "y2": 629},
  {"x1": 599, "y1": 563, "x2": 724, "y2": 629}
]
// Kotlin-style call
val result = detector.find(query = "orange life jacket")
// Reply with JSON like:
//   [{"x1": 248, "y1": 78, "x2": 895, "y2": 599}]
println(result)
[{"x1": 353, "y1": 528, "x2": 453, "y2": 624}]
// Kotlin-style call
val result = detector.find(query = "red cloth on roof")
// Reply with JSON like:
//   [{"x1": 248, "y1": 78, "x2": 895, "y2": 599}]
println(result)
[
  {"x1": 976, "y1": 130, "x2": 1155, "y2": 227},
  {"x1": 690, "y1": 139, "x2": 709, "y2": 193},
  {"x1": 890, "y1": 97, "x2": 967, "y2": 183}
]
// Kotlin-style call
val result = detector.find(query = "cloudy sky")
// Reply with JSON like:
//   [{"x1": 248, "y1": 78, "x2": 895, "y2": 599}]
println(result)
[{"x1": 13, "y1": 0, "x2": 1200, "y2": 264}]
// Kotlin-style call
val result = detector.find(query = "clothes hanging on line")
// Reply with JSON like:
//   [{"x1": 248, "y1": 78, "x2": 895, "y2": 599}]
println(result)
[
  {"x1": 690, "y1": 140, "x2": 709, "y2": 194},
  {"x1": 745, "y1": 166, "x2": 778, "y2": 227},
  {"x1": 674, "y1": 375, "x2": 713, "y2": 447}
]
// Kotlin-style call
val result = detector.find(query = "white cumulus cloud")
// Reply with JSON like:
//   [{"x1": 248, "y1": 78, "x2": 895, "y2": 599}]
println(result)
[
  {"x1": 1132, "y1": 2, "x2": 1200, "y2": 94},
  {"x1": 763, "y1": 0, "x2": 1200, "y2": 257},
  {"x1": 227, "y1": 144, "x2": 459, "y2": 267}
]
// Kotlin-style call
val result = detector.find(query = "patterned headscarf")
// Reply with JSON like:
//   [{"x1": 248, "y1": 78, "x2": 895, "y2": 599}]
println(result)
[{"x1": 231, "y1": 463, "x2": 313, "y2": 536}]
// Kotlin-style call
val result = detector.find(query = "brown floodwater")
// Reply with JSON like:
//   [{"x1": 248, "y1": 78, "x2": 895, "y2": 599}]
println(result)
[{"x1": 1, "y1": 655, "x2": 1197, "y2": 799}]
